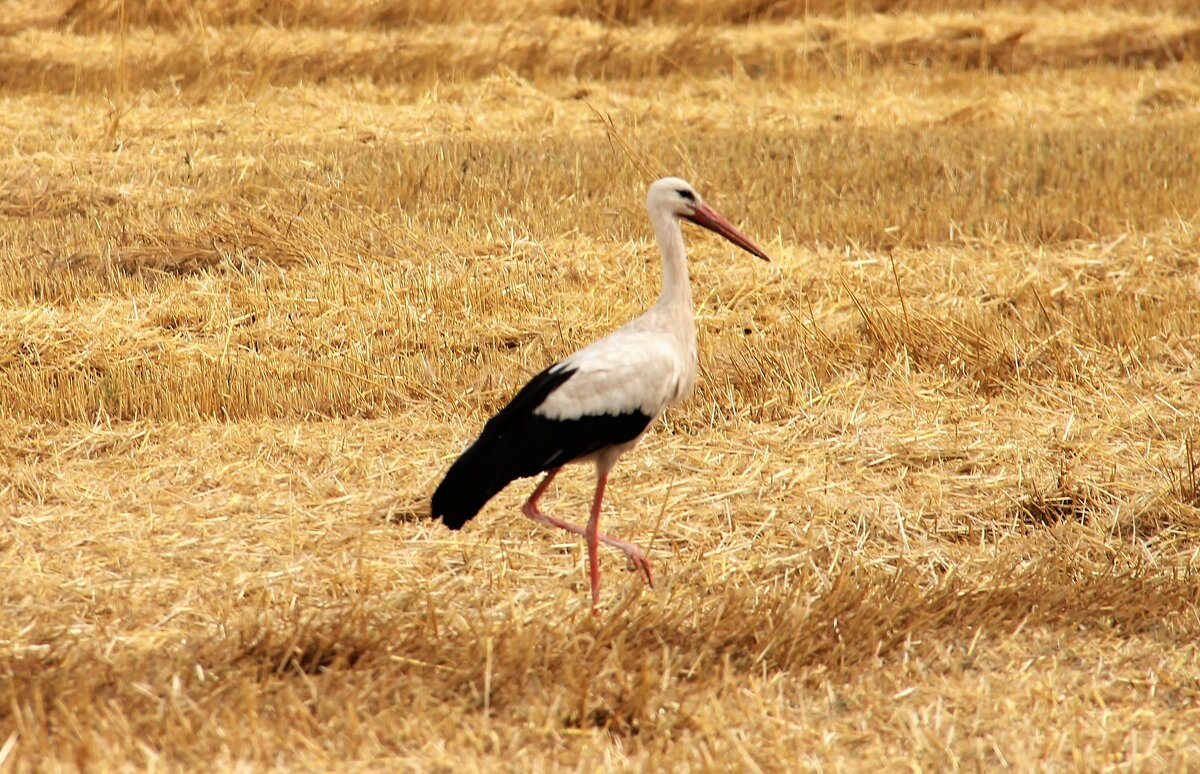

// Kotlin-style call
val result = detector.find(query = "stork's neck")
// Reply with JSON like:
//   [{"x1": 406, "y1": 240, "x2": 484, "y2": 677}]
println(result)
[{"x1": 650, "y1": 206, "x2": 693, "y2": 319}]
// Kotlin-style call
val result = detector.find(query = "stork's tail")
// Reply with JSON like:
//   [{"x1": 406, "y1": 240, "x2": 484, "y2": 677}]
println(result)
[
  {"x1": 431, "y1": 364, "x2": 577, "y2": 528},
  {"x1": 430, "y1": 440, "x2": 516, "y2": 530}
]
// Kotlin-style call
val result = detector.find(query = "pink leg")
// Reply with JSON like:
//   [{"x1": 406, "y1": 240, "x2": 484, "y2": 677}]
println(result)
[
  {"x1": 586, "y1": 476, "x2": 604, "y2": 612},
  {"x1": 520, "y1": 470, "x2": 654, "y2": 602},
  {"x1": 522, "y1": 468, "x2": 561, "y2": 513}
]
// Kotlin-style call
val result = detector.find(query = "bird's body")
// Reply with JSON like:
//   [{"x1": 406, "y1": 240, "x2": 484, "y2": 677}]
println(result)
[{"x1": 431, "y1": 177, "x2": 770, "y2": 611}]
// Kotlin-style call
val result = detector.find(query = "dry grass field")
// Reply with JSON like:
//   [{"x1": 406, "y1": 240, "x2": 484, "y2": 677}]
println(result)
[{"x1": 3, "y1": 0, "x2": 1200, "y2": 769}]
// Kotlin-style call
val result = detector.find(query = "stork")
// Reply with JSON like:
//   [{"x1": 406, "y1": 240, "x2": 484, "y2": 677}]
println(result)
[{"x1": 431, "y1": 177, "x2": 770, "y2": 611}]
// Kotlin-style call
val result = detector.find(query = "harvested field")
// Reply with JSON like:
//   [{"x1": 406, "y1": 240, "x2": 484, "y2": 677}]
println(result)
[{"x1": 2, "y1": 0, "x2": 1200, "y2": 770}]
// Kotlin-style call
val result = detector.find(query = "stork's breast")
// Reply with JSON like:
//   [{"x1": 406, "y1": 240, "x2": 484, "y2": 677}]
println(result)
[{"x1": 667, "y1": 354, "x2": 697, "y2": 406}]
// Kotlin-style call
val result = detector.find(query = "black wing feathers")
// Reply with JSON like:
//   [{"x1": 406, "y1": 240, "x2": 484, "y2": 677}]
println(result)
[{"x1": 431, "y1": 365, "x2": 653, "y2": 529}]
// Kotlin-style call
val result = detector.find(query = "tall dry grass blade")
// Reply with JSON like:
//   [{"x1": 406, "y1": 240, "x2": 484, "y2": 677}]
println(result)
[{"x1": 588, "y1": 101, "x2": 662, "y2": 182}]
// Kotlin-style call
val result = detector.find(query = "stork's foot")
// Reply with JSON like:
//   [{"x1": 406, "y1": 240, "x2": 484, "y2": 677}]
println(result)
[{"x1": 615, "y1": 542, "x2": 654, "y2": 588}]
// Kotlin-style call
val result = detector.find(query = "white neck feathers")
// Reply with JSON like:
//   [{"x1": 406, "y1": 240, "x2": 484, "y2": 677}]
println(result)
[{"x1": 649, "y1": 205, "x2": 693, "y2": 316}]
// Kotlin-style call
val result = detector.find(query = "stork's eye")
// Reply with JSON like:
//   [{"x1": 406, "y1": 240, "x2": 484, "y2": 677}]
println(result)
[{"x1": 677, "y1": 189, "x2": 695, "y2": 202}]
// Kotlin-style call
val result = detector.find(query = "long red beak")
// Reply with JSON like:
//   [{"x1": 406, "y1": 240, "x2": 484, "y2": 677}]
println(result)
[{"x1": 684, "y1": 203, "x2": 771, "y2": 262}]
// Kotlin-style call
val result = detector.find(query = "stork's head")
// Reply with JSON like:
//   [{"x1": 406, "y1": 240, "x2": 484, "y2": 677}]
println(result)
[
  {"x1": 646, "y1": 177, "x2": 771, "y2": 262},
  {"x1": 647, "y1": 177, "x2": 704, "y2": 219}
]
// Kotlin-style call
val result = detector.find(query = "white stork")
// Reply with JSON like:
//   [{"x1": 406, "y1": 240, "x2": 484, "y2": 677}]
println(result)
[{"x1": 432, "y1": 177, "x2": 770, "y2": 611}]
